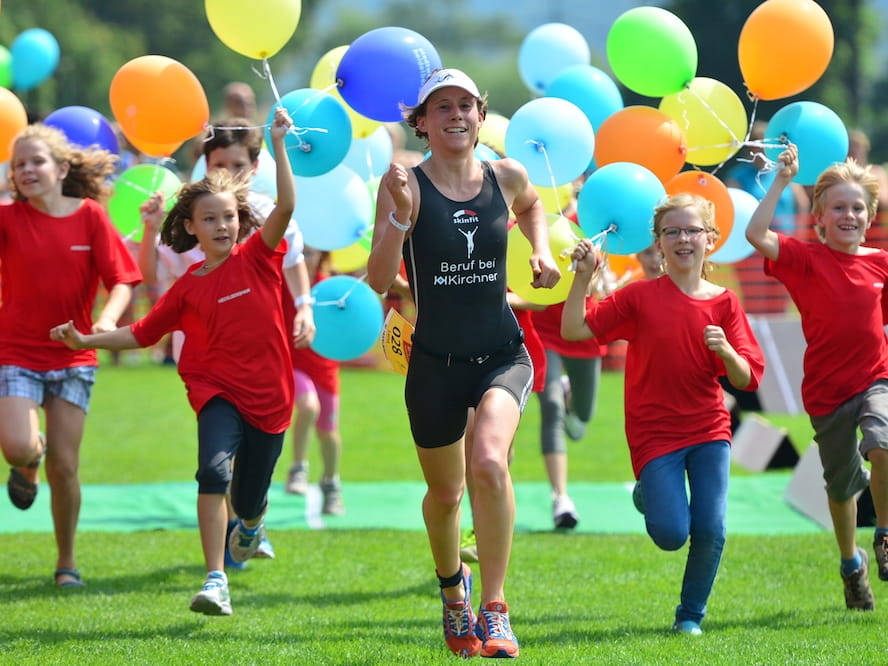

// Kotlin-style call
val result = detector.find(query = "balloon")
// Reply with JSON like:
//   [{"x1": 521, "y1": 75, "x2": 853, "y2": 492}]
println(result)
[
  {"x1": 606, "y1": 7, "x2": 697, "y2": 97},
  {"x1": 535, "y1": 183, "x2": 574, "y2": 215},
  {"x1": 507, "y1": 214, "x2": 582, "y2": 305},
  {"x1": 336, "y1": 27, "x2": 442, "y2": 122},
  {"x1": 664, "y1": 171, "x2": 734, "y2": 253},
  {"x1": 479, "y1": 112, "x2": 509, "y2": 157},
  {"x1": 107, "y1": 164, "x2": 182, "y2": 243},
  {"x1": 205, "y1": 0, "x2": 302, "y2": 59},
  {"x1": 594, "y1": 106, "x2": 687, "y2": 184},
  {"x1": 577, "y1": 162, "x2": 665, "y2": 255},
  {"x1": 0, "y1": 88, "x2": 29, "y2": 162},
  {"x1": 0, "y1": 46, "x2": 12, "y2": 89},
  {"x1": 709, "y1": 188, "x2": 759, "y2": 264},
  {"x1": 340, "y1": 125, "x2": 393, "y2": 181},
  {"x1": 330, "y1": 232, "x2": 372, "y2": 273},
  {"x1": 546, "y1": 64, "x2": 623, "y2": 133},
  {"x1": 10, "y1": 28, "x2": 59, "y2": 91},
  {"x1": 517, "y1": 23, "x2": 590, "y2": 96},
  {"x1": 764, "y1": 101, "x2": 848, "y2": 185},
  {"x1": 505, "y1": 97, "x2": 595, "y2": 188},
  {"x1": 110, "y1": 55, "x2": 209, "y2": 145},
  {"x1": 310, "y1": 275, "x2": 384, "y2": 361},
  {"x1": 608, "y1": 254, "x2": 645, "y2": 285},
  {"x1": 294, "y1": 164, "x2": 373, "y2": 251},
  {"x1": 310, "y1": 45, "x2": 382, "y2": 139},
  {"x1": 659, "y1": 78, "x2": 746, "y2": 167},
  {"x1": 266, "y1": 88, "x2": 351, "y2": 178},
  {"x1": 44, "y1": 106, "x2": 119, "y2": 155},
  {"x1": 739, "y1": 0, "x2": 834, "y2": 101},
  {"x1": 126, "y1": 134, "x2": 183, "y2": 159},
  {"x1": 474, "y1": 143, "x2": 501, "y2": 162}
]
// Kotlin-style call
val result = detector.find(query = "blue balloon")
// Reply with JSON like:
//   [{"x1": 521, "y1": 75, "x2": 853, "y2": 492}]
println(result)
[
  {"x1": 709, "y1": 188, "x2": 757, "y2": 264},
  {"x1": 266, "y1": 89, "x2": 352, "y2": 178},
  {"x1": 311, "y1": 275, "x2": 384, "y2": 361},
  {"x1": 505, "y1": 97, "x2": 595, "y2": 188},
  {"x1": 44, "y1": 106, "x2": 119, "y2": 155},
  {"x1": 341, "y1": 125, "x2": 393, "y2": 181},
  {"x1": 295, "y1": 164, "x2": 373, "y2": 251},
  {"x1": 546, "y1": 64, "x2": 624, "y2": 133},
  {"x1": 336, "y1": 27, "x2": 443, "y2": 122},
  {"x1": 764, "y1": 101, "x2": 849, "y2": 186},
  {"x1": 518, "y1": 23, "x2": 590, "y2": 96},
  {"x1": 474, "y1": 143, "x2": 501, "y2": 162},
  {"x1": 11, "y1": 28, "x2": 60, "y2": 91},
  {"x1": 577, "y1": 162, "x2": 665, "y2": 255}
]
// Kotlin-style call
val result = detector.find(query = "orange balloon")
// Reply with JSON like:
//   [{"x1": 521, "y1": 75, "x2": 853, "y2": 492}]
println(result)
[
  {"x1": 0, "y1": 87, "x2": 27, "y2": 162},
  {"x1": 110, "y1": 55, "x2": 209, "y2": 145},
  {"x1": 664, "y1": 171, "x2": 734, "y2": 253},
  {"x1": 594, "y1": 106, "x2": 687, "y2": 184},
  {"x1": 739, "y1": 0, "x2": 834, "y2": 101},
  {"x1": 125, "y1": 132, "x2": 183, "y2": 158},
  {"x1": 608, "y1": 253, "x2": 643, "y2": 285}
]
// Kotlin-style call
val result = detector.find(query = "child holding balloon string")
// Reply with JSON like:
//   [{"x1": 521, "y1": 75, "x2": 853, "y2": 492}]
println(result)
[
  {"x1": 745, "y1": 143, "x2": 888, "y2": 611},
  {"x1": 562, "y1": 192, "x2": 764, "y2": 636},
  {"x1": 52, "y1": 107, "x2": 297, "y2": 616},
  {"x1": 0, "y1": 123, "x2": 142, "y2": 588}
]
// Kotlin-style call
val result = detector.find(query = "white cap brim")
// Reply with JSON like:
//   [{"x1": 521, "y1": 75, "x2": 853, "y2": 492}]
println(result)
[{"x1": 416, "y1": 68, "x2": 481, "y2": 106}]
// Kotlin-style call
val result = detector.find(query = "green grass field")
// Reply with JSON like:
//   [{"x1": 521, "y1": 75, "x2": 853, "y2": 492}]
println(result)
[{"x1": 2, "y1": 360, "x2": 882, "y2": 665}]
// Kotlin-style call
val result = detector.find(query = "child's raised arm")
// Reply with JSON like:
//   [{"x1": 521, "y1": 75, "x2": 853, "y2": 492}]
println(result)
[
  {"x1": 260, "y1": 107, "x2": 296, "y2": 250},
  {"x1": 745, "y1": 143, "x2": 799, "y2": 261},
  {"x1": 561, "y1": 239, "x2": 600, "y2": 341},
  {"x1": 50, "y1": 320, "x2": 140, "y2": 351}
]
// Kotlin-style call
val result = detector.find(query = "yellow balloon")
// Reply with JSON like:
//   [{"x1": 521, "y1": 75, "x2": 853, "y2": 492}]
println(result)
[
  {"x1": 535, "y1": 183, "x2": 574, "y2": 215},
  {"x1": 331, "y1": 240, "x2": 371, "y2": 273},
  {"x1": 506, "y1": 214, "x2": 583, "y2": 305},
  {"x1": 205, "y1": 0, "x2": 302, "y2": 59},
  {"x1": 479, "y1": 112, "x2": 509, "y2": 157},
  {"x1": 310, "y1": 45, "x2": 382, "y2": 139},
  {"x1": 659, "y1": 77, "x2": 747, "y2": 166}
]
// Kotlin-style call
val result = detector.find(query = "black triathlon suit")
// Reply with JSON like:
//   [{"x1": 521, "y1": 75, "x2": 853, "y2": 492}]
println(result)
[{"x1": 403, "y1": 161, "x2": 533, "y2": 448}]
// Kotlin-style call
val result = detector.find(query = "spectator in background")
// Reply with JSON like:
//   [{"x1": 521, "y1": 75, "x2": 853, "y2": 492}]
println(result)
[{"x1": 848, "y1": 129, "x2": 888, "y2": 217}]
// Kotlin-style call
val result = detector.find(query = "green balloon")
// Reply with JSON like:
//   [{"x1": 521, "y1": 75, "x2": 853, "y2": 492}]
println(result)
[
  {"x1": 606, "y1": 7, "x2": 697, "y2": 98},
  {"x1": 107, "y1": 164, "x2": 181, "y2": 243},
  {"x1": 0, "y1": 46, "x2": 12, "y2": 89}
]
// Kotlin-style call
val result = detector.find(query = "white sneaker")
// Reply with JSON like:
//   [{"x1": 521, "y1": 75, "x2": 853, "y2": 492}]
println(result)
[
  {"x1": 553, "y1": 494, "x2": 579, "y2": 529},
  {"x1": 320, "y1": 479, "x2": 345, "y2": 516},
  {"x1": 564, "y1": 412, "x2": 587, "y2": 441},
  {"x1": 285, "y1": 462, "x2": 308, "y2": 495},
  {"x1": 189, "y1": 571, "x2": 232, "y2": 616},
  {"x1": 228, "y1": 519, "x2": 266, "y2": 563}
]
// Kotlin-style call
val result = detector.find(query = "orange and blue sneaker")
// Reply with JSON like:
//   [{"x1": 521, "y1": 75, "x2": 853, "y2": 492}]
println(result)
[
  {"x1": 442, "y1": 562, "x2": 482, "y2": 658},
  {"x1": 475, "y1": 600, "x2": 519, "y2": 658}
]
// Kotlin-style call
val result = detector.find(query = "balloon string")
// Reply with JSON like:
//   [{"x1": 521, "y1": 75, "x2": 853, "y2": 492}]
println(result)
[
  {"x1": 525, "y1": 139, "x2": 567, "y2": 220},
  {"x1": 257, "y1": 58, "x2": 317, "y2": 154},
  {"x1": 315, "y1": 274, "x2": 370, "y2": 309}
]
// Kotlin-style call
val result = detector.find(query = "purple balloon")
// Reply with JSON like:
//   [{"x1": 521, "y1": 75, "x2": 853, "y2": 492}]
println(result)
[
  {"x1": 336, "y1": 27, "x2": 442, "y2": 122},
  {"x1": 44, "y1": 106, "x2": 119, "y2": 155}
]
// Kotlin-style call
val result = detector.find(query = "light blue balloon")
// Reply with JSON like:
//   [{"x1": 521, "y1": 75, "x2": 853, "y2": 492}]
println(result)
[
  {"x1": 546, "y1": 64, "x2": 623, "y2": 133},
  {"x1": 311, "y1": 275, "x2": 384, "y2": 361},
  {"x1": 11, "y1": 28, "x2": 60, "y2": 91},
  {"x1": 577, "y1": 162, "x2": 665, "y2": 255},
  {"x1": 474, "y1": 143, "x2": 501, "y2": 162},
  {"x1": 294, "y1": 164, "x2": 372, "y2": 251},
  {"x1": 709, "y1": 188, "x2": 757, "y2": 264},
  {"x1": 341, "y1": 125, "x2": 393, "y2": 181},
  {"x1": 764, "y1": 101, "x2": 849, "y2": 186},
  {"x1": 518, "y1": 23, "x2": 590, "y2": 95},
  {"x1": 505, "y1": 97, "x2": 595, "y2": 188},
  {"x1": 266, "y1": 88, "x2": 352, "y2": 178}
]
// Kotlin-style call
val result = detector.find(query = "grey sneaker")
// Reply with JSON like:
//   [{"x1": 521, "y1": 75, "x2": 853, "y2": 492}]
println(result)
[
  {"x1": 552, "y1": 494, "x2": 579, "y2": 529},
  {"x1": 285, "y1": 462, "x2": 308, "y2": 495},
  {"x1": 843, "y1": 548, "x2": 875, "y2": 611},
  {"x1": 228, "y1": 519, "x2": 265, "y2": 563},
  {"x1": 874, "y1": 534, "x2": 888, "y2": 582},
  {"x1": 189, "y1": 572, "x2": 232, "y2": 616},
  {"x1": 563, "y1": 412, "x2": 587, "y2": 441},
  {"x1": 321, "y1": 479, "x2": 345, "y2": 515}
]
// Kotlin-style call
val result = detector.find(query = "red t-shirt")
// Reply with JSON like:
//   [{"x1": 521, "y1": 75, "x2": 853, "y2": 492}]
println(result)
[
  {"x1": 291, "y1": 345, "x2": 339, "y2": 394},
  {"x1": 514, "y1": 307, "x2": 545, "y2": 392},
  {"x1": 585, "y1": 276, "x2": 764, "y2": 478},
  {"x1": 765, "y1": 234, "x2": 888, "y2": 416},
  {"x1": 0, "y1": 199, "x2": 141, "y2": 370},
  {"x1": 531, "y1": 300, "x2": 607, "y2": 358},
  {"x1": 131, "y1": 233, "x2": 294, "y2": 433}
]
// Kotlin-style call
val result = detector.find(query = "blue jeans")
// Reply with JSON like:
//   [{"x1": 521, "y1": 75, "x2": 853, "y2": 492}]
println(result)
[{"x1": 638, "y1": 440, "x2": 729, "y2": 625}]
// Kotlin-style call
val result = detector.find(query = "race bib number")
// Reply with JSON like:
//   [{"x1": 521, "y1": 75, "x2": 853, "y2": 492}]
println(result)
[{"x1": 381, "y1": 308, "x2": 413, "y2": 376}]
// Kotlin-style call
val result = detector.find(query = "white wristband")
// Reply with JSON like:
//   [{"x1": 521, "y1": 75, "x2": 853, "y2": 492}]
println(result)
[
  {"x1": 295, "y1": 294, "x2": 315, "y2": 307},
  {"x1": 389, "y1": 211, "x2": 411, "y2": 232}
]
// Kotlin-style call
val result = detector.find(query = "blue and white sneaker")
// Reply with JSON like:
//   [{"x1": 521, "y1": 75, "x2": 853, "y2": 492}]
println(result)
[
  {"x1": 224, "y1": 520, "x2": 247, "y2": 570},
  {"x1": 189, "y1": 571, "x2": 232, "y2": 616},
  {"x1": 442, "y1": 562, "x2": 482, "y2": 658},
  {"x1": 228, "y1": 518, "x2": 265, "y2": 563},
  {"x1": 254, "y1": 534, "x2": 276, "y2": 559},
  {"x1": 672, "y1": 620, "x2": 703, "y2": 635}
]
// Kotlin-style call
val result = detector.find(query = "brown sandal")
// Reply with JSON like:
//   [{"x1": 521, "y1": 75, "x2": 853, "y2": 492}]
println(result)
[{"x1": 7, "y1": 436, "x2": 44, "y2": 510}]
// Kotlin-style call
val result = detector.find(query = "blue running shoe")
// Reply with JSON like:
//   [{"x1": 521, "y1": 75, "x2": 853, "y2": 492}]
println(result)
[
  {"x1": 441, "y1": 562, "x2": 482, "y2": 658},
  {"x1": 475, "y1": 600, "x2": 519, "y2": 658},
  {"x1": 672, "y1": 620, "x2": 703, "y2": 635},
  {"x1": 224, "y1": 520, "x2": 247, "y2": 570}
]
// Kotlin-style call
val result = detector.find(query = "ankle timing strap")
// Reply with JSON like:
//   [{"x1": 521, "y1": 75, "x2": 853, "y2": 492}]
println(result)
[{"x1": 437, "y1": 568, "x2": 463, "y2": 589}]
